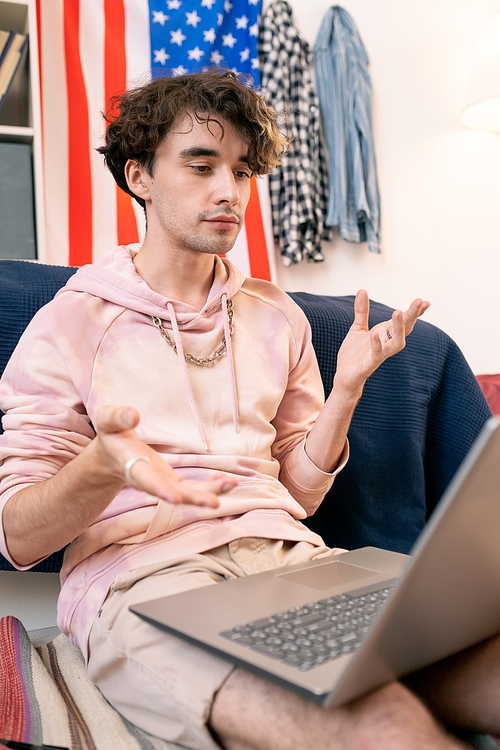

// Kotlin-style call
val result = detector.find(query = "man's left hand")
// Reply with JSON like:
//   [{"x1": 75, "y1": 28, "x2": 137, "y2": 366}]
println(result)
[{"x1": 332, "y1": 290, "x2": 430, "y2": 399}]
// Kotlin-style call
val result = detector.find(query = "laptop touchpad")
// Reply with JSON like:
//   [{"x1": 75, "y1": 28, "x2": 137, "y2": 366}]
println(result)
[{"x1": 276, "y1": 560, "x2": 380, "y2": 590}]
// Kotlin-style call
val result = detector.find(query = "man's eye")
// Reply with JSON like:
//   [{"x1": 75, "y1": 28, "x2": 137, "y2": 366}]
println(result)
[
  {"x1": 235, "y1": 171, "x2": 251, "y2": 179},
  {"x1": 191, "y1": 165, "x2": 211, "y2": 172}
]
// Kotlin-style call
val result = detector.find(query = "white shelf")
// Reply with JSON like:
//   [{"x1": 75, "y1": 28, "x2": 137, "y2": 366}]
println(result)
[
  {"x1": 0, "y1": 0, "x2": 46, "y2": 260},
  {"x1": 0, "y1": 123, "x2": 34, "y2": 142}
]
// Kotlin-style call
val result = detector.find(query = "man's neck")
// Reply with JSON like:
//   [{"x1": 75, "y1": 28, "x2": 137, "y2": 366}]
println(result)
[{"x1": 133, "y1": 239, "x2": 217, "y2": 310}]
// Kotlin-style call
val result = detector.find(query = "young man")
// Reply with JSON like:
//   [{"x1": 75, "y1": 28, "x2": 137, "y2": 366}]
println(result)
[{"x1": 0, "y1": 70, "x2": 498, "y2": 750}]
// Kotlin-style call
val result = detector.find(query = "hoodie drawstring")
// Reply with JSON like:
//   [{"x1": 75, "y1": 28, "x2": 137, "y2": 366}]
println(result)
[
  {"x1": 167, "y1": 302, "x2": 209, "y2": 451},
  {"x1": 222, "y1": 293, "x2": 240, "y2": 434}
]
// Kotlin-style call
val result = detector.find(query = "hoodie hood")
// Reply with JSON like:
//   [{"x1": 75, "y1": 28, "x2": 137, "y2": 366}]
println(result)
[
  {"x1": 57, "y1": 244, "x2": 246, "y2": 449},
  {"x1": 57, "y1": 244, "x2": 246, "y2": 330}
]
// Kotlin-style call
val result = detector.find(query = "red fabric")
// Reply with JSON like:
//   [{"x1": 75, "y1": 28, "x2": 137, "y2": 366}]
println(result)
[
  {"x1": 0, "y1": 617, "x2": 27, "y2": 744},
  {"x1": 476, "y1": 374, "x2": 500, "y2": 416}
]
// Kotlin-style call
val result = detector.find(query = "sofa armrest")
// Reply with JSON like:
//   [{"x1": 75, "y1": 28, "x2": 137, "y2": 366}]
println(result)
[
  {"x1": 0, "y1": 261, "x2": 78, "y2": 573},
  {"x1": 289, "y1": 293, "x2": 491, "y2": 553}
]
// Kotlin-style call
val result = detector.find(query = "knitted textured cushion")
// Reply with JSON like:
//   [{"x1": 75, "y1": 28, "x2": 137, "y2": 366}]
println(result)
[
  {"x1": 0, "y1": 261, "x2": 77, "y2": 572},
  {"x1": 290, "y1": 293, "x2": 491, "y2": 553},
  {"x1": 0, "y1": 264, "x2": 491, "y2": 571}
]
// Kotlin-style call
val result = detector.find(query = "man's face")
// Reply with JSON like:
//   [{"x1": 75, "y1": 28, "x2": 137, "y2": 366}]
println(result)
[{"x1": 139, "y1": 114, "x2": 252, "y2": 256}]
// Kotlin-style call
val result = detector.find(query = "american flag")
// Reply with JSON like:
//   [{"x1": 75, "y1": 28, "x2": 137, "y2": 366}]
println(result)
[
  {"x1": 149, "y1": 0, "x2": 260, "y2": 79},
  {"x1": 36, "y1": 0, "x2": 276, "y2": 282}
]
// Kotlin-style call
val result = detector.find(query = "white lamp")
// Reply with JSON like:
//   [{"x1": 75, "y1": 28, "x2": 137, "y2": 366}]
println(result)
[{"x1": 461, "y1": 13, "x2": 500, "y2": 132}]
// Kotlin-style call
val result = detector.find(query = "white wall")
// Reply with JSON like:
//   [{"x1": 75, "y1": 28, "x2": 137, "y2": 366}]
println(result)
[
  {"x1": 0, "y1": 571, "x2": 59, "y2": 631},
  {"x1": 271, "y1": 0, "x2": 500, "y2": 375}
]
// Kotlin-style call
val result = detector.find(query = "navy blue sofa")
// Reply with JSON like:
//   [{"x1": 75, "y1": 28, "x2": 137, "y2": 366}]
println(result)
[{"x1": 0, "y1": 260, "x2": 491, "y2": 572}]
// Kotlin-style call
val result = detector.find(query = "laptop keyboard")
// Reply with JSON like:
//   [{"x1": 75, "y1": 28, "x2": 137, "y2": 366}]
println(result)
[{"x1": 220, "y1": 583, "x2": 395, "y2": 671}]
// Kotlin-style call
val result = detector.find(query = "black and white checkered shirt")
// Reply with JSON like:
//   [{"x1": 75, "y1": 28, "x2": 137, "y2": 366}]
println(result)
[{"x1": 258, "y1": 0, "x2": 331, "y2": 266}]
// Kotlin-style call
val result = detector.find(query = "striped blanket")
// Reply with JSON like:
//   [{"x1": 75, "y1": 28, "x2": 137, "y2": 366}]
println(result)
[
  {"x1": 0, "y1": 616, "x2": 182, "y2": 750},
  {"x1": 1, "y1": 615, "x2": 499, "y2": 750}
]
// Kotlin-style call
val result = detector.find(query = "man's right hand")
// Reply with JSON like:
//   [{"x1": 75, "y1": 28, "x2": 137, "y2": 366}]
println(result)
[
  {"x1": 3, "y1": 405, "x2": 237, "y2": 567},
  {"x1": 94, "y1": 405, "x2": 238, "y2": 509}
]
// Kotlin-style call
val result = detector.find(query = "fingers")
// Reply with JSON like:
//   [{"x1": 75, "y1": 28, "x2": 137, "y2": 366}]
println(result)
[
  {"x1": 390, "y1": 308, "x2": 404, "y2": 341},
  {"x1": 95, "y1": 405, "x2": 140, "y2": 434},
  {"x1": 203, "y1": 473, "x2": 239, "y2": 494},
  {"x1": 93, "y1": 407, "x2": 239, "y2": 510},
  {"x1": 169, "y1": 474, "x2": 239, "y2": 508},
  {"x1": 94, "y1": 407, "x2": 239, "y2": 509},
  {"x1": 369, "y1": 311, "x2": 403, "y2": 356},
  {"x1": 370, "y1": 309, "x2": 408, "y2": 359},
  {"x1": 375, "y1": 297, "x2": 430, "y2": 356},
  {"x1": 353, "y1": 289, "x2": 370, "y2": 330},
  {"x1": 126, "y1": 458, "x2": 217, "y2": 508},
  {"x1": 402, "y1": 298, "x2": 431, "y2": 335},
  {"x1": 126, "y1": 459, "x2": 238, "y2": 510},
  {"x1": 373, "y1": 297, "x2": 430, "y2": 345},
  {"x1": 353, "y1": 290, "x2": 429, "y2": 337}
]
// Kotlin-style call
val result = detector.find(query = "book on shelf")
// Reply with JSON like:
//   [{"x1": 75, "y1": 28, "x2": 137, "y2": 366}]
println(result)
[
  {"x1": 0, "y1": 29, "x2": 29, "y2": 113},
  {"x1": 0, "y1": 28, "x2": 14, "y2": 64}
]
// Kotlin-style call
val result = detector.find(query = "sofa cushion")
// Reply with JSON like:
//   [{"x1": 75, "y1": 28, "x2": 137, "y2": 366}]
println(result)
[
  {"x1": 0, "y1": 264, "x2": 491, "y2": 571},
  {"x1": 290, "y1": 293, "x2": 491, "y2": 553},
  {"x1": 0, "y1": 261, "x2": 77, "y2": 572}
]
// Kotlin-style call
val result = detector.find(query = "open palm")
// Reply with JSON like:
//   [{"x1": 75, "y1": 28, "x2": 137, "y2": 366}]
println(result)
[{"x1": 333, "y1": 290, "x2": 430, "y2": 398}]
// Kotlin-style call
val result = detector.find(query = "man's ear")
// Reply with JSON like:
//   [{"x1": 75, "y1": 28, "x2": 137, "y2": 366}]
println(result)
[{"x1": 125, "y1": 159, "x2": 151, "y2": 201}]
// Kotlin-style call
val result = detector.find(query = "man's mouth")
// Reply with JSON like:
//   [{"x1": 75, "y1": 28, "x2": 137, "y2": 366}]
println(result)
[{"x1": 204, "y1": 214, "x2": 240, "y2": 228}]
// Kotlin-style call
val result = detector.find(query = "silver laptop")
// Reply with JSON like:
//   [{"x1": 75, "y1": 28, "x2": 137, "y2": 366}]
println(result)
[{"x1": 131, "y1": 416, "x2": 500, "y2": 708}]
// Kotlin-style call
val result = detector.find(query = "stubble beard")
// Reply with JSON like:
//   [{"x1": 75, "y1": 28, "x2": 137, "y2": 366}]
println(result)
[
  {"x1": 195, "y1": 235, "x2": 236, "y2": 255},
  {"x1": 182, "y1": 214, "x2": 242, "y2": 256}
]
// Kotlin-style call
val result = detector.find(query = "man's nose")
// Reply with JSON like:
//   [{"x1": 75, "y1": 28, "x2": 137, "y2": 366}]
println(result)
[{"x1": 213, "y1": 169, "x2": 239, "y2": 204}]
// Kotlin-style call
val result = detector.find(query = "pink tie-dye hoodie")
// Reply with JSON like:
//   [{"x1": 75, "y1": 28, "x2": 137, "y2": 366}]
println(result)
[{"x1": 0, "y1": 245, "x2": 347, "y2": 658}]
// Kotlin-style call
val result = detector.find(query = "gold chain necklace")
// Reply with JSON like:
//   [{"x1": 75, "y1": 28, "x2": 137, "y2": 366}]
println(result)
[{"x1": 151, "y1": 298, "x2": 234, "y2": 366}]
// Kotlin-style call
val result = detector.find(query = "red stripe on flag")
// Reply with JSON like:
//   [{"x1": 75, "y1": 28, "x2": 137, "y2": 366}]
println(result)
[
  {"x1": 245, "y1": 177, "x2": 272, "y2": 282},
  {"x1": 64, "y1": 0, "x2": 93, "y2": 266},
  {"x1": 104, "y1": 0, "x2": 139, "y2": 246},
  {"x1": 116, "y1": 184, "x2": 140, "y2": 245}
]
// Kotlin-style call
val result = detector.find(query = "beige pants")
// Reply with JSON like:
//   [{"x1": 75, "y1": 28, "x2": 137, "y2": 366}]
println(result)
[{"x1": 88, "y1": 538, "x2": 339, "y2": 750}]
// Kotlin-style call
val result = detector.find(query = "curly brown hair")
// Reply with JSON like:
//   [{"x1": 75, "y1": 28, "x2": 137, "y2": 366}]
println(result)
[{"x1": 97, "y1": 69, "x2": 288, "y2": 209}]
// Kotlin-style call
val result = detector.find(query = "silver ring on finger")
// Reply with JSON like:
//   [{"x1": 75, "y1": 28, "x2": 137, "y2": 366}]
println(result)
[{"x1": 124, "y1": 456, "x2": 153, "y2": 488}]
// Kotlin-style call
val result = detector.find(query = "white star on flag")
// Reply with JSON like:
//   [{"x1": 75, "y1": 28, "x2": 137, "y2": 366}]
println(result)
[
  {"x1": 251, "y1": 57, "x2": 259, "y2": 68},
  {"x1": 222, "y1": 33, "x2": 237, "y2": 47},
  {"x1": 149, "y1": 0, "x2": 264, "y2": 115},
  {"x1": 153, "y1": 48, "x2": 170, "y2": 65},
  {"x1": 203, "y1": 27, "x2": 216, "y2": 43},
  {"x1": 152, "y1": 11, "x2": 169, "y2": 26},
  {"x1": 188, "y1": 46, "x2": 204, "y2": 61},
  {"x1": 185, "y1": 10, "x2": 201, "y2": 27},
  {"x1": 170, "y1": 28, "x2": 187, "y2": 45},
  {"x1": 211, "y1": 49, "x2": 224, "y2": 64},
  {"x1": 172, "y1": 65, "x2": 189, "y2": 75}
]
